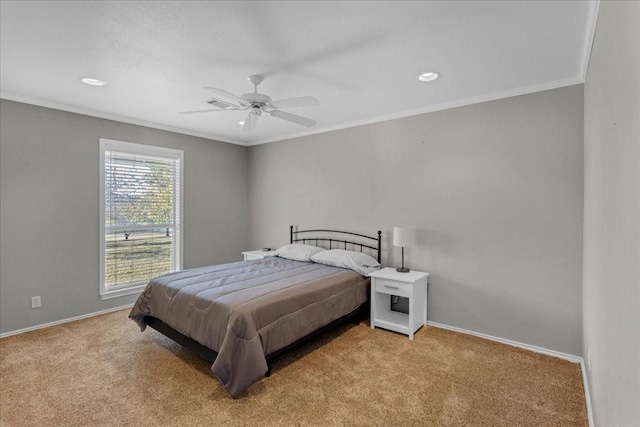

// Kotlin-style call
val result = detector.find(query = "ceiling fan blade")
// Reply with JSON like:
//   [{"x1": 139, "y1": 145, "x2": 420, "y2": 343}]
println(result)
[
  {"x1": 206, "y1": 99, "x2": 235, "y2": 109},
  {"x1": 203, "y1": 87, "x2": 247, "y2": 108},
  {"x1": 269, "y1": 96, "x2": 320, "y2": 109},
  {"x1": 179, "y1": 108, "x2": 235, "y2": 115},
  {"x1": 243, "y1": 113, "x2": 259, "y2": 131},
  {"x1": 270, "y1": 110, "x2": 316, "y2": 127}
]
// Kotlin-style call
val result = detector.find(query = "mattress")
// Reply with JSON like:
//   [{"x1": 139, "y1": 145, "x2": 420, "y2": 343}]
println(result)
[{"x1": 129, "y1": 256, "x2": 369, "y2": 396}]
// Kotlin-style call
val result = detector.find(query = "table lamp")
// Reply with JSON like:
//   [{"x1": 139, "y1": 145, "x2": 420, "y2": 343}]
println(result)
[{"x1": 393, "y1": 226, "x2": 414, "y2": 273}]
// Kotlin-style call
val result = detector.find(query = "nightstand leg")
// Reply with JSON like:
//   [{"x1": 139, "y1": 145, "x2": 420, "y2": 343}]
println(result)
[
  {"x1": 424, "y1": 278, "x2": 428, "y2": 326},
  {"x1": 370, "y1": 288, "x2": 375, "y2": 329},
  {"x1": 409, "y1": 294, "x2": 414, "y2": 340}
]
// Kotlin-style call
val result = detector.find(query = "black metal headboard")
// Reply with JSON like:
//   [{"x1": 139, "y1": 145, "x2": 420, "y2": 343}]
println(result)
[{"x1": 290, "y1": 225, "x2": 382, "y2": 263}]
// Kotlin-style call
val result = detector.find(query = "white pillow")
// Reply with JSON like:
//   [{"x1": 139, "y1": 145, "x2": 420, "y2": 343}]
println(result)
[
  {"x1": 275, "y1": 243, "x2": 326, "y2": 262},
  {"x1": 310, "y1": 249, "x2": 381, "y2": 276}
]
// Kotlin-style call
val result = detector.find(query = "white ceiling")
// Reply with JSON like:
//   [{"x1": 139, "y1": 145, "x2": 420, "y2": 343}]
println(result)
[{"x1": 0, "y1": 1, "x2": 598, "y2": 146}]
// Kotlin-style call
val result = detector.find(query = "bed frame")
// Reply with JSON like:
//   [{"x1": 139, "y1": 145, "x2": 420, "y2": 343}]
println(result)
[
  {"x1": 290, "y1": 225, "x2": 382, "y2": 263},
  {"x1": 144, "y1": 225, "x2": 382, "y2": 377}
]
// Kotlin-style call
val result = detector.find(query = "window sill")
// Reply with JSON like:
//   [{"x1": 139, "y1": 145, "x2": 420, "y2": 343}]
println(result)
[{"x1": 100, "y1": 284, "x2": 146, "y2": 301}]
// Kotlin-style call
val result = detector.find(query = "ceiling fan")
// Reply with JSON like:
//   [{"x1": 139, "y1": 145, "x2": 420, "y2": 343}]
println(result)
[{"x1": 180, "y1": 75, "x2": 319, "y2": 131}]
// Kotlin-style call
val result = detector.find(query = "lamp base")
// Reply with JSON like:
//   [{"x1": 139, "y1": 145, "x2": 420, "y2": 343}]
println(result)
[{"x1": 396, "y1": 267, "x2": 410, "y2": 273}]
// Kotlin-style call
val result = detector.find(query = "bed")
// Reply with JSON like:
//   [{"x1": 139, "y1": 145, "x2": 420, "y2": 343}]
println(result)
[{"x1": 129, "y1": 226, "x2": 382, "y2": 397}]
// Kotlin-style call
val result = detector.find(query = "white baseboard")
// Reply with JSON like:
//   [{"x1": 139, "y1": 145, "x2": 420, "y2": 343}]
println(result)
[
  {"x1": 426, "y1": 321, "x2": 582, "y2": 363},
  {"x1": 0, "y1": 304, "x2": 134, "y2": 339},
  {"x1": 580, "y1": 359, "x2": 595, "y2": 427}
]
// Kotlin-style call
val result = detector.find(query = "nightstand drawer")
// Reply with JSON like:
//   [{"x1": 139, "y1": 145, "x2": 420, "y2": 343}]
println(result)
[{"x1": 374, "y1": 278, "x2": 412, "y2": 298}]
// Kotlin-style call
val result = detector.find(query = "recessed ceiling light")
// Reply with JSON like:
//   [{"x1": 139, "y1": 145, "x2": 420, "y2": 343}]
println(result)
[
  {"x1": 418, "y1": 72, "x2": 440, "y2": 82},
  {"x1": 238, "y1": 120, "x2": 245, "y2": 126},
  {"x1": 81, "y1": 77, "x2": 106, "y2": 86}
]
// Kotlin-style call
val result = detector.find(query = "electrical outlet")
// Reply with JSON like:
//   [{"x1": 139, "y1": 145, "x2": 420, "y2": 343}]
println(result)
[
  {"x1": 587, "y1": 349, "x2": 591, "y2": 370},
  {"x1": 31, "y1": 296, "x2": 41, "y2": 309}
]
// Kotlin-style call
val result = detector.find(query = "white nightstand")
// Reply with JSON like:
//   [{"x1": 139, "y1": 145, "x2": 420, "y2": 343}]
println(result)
[
  {"x1": 242, "y1": 249, "x2": 276, "y2": 261},
  {"x1": 369, "y1": 267, "x2": 429, "y2": 340}
]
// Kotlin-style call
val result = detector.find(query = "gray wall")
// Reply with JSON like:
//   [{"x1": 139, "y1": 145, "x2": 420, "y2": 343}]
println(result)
[
  {"x1": 0, "y1": 100, "x2": 248, "y2": 334},
  {"x1": 248, "y1": 85, "x2": 584, "y2": 356},
  {"x1": 583, "y1": 1, "x2": 640, "y2": 425}
]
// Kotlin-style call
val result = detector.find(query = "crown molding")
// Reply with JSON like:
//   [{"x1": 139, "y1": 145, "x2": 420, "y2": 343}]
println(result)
[
  {"x1": 249, "y1": 76, "x2": 583, "y2": 146},
  {"x1": 2, "y1": 74, "x2": 585, "y2": 149},
  {"x1": 0, "y1": 92, "x2": 248, "y2": 146},
  {"x1": 579, "y1": 0, "x2": 601, "y2": 82}
]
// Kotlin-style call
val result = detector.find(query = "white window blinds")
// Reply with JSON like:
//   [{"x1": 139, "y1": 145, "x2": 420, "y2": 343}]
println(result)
[{"x1": 99, "y1": 139, "x2": 183, "y2": 299}]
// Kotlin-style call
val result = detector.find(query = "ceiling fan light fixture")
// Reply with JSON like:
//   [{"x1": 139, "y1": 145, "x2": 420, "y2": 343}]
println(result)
[
  {"x1": 81, "y1": 77, "x2": 106, "y2": 86},
  {"x1": 418, "y1": 72, "x2": 440, "y2": 82}
]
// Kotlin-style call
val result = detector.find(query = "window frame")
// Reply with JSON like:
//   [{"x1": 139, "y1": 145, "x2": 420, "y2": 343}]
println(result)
[{"x1": 99, "y1": 138, "x2": 184, "y2": 300}]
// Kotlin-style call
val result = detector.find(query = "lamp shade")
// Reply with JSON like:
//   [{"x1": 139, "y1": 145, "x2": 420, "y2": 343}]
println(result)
[{"x1": 393, "y1": 226, "x2": 414, "y2": 247}]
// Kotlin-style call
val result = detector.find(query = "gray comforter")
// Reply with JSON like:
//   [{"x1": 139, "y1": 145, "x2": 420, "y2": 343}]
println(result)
[{"x1": 129, "y1": 257, "x2": 369, "y2": 397}]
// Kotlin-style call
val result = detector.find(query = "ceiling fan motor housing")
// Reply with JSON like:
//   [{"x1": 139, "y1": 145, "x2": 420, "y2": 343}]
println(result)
[{"x1": 241, "y1": 92, "x2": 272, "y2": 106}]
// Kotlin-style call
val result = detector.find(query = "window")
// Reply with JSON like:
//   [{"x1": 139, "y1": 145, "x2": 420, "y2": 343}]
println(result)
[{"x1": 99, "y1": 139, "x2": 183, "y2": 299}]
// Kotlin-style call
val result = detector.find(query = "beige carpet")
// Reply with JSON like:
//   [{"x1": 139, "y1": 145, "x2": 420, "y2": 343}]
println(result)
[{"x1": 0, "y1": 309, "x2": 587, "y2": 426}]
